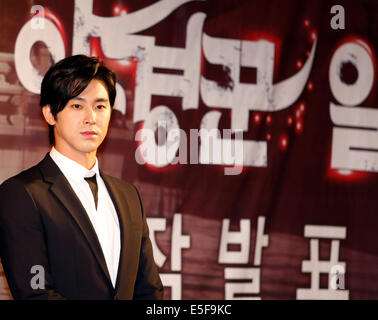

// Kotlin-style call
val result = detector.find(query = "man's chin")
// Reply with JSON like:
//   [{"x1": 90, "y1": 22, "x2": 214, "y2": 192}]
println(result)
[{"x1": 78, "y1": 143, "x2": 99, "y2": 154}]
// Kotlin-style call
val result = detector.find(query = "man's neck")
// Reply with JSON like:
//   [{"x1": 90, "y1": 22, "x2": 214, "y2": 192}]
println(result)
[{"x1": 53, "y1": 146, "x2": 97, "y2": 170}]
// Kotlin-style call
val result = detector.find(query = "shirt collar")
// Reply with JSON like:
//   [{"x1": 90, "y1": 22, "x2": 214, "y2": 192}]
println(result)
[{"x1": 49, "y1": 147, "x2": 100, "y2": 182}]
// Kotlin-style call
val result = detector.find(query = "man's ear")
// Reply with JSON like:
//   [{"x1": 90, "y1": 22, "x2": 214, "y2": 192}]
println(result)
[{"x1": 42, "y1": 105, "x2": 56, "y2": 125}]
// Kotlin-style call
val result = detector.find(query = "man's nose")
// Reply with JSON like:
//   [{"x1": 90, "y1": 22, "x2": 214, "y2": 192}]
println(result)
[{"x1": 84, "y1": 107, "x2": 96, "y2": 124}]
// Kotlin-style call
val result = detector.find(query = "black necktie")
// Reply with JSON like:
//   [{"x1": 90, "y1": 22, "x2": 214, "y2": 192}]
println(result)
[{"x1": 84, "y1": 174, "x2": 98, "y2": 210}]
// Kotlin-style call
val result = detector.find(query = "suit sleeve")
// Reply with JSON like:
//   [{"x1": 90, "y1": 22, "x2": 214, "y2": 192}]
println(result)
[
  {"x1": 132, "y1": 186, "x2": 164, "y2": 300},
  {"x1": 0, "y1": 178, "x2": 66, "y2": 300}
]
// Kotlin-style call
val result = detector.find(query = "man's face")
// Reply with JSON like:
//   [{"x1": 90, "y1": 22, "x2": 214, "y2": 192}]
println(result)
[{"x1": 46, "y1": 79, "x2": 112, "y2": 160}]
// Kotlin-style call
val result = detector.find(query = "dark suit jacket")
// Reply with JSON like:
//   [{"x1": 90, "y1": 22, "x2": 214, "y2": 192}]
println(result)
[{"x1": 0, "y1": 154, "x2": 163, "y2": 300}]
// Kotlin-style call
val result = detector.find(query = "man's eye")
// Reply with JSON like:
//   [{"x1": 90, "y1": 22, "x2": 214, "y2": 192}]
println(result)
[
  {"x1": 96, "y1": 105, "x2": 106, "y2": 109},
  {"x1": 72, "y1": 104, "x2": 81, "y2": 109}
]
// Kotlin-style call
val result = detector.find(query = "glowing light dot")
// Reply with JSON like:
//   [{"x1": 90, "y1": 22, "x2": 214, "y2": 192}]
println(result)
[
  {"x1": 296, "y1": 60, "x2": 302, "y2": 69},
  {"x1": 266, "y1": 133, "x2": 271, "y2": 141},
  {"x1": 254, "y1": 113, "x2": 261, "y2": 124},
  {"x1": 338, "y1": 170, "x2": 352, "y2": 175},
  {"x1": 113, "y1": 5, "x2": 127, "y2": 16},
  {"x1": 287, "y1": 116, "x2": 293, "y2": 126},
  {"x1": 310, "y1": 30, "x2": 317, "y2": 42},
  {"x1": 307, "y1": 81, "x2": 313, "y2": 91},
  {"x1": 304, "y1": 19, "x2": 310, "y2": 27},
  {"x1": 295, "y1": 121, "x2": 303, "y2": 134},
  {"x1": 119, "y1": 59, "x2": 131, "y2": 66},
  {"x1": 266, "y1": 114, "x2": 272, "y2": 125},
  {"x1": 296, "y1": 109, "x2": 301, "y2": 118},
  {"x1": 279, "y1": 135, "x2": 288, "y2": 150},
  {"x1": 299, "y1": 103, "x2": 305, "y2": 112}
]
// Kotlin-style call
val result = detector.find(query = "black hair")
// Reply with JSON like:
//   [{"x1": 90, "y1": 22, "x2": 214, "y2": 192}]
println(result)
[{"x1": 40, "y1": 54, "x2": 117, "y2": 145}]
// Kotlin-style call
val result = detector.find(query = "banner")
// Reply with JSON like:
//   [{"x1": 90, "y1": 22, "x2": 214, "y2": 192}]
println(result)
[{"x1": 0, "y1": 0, "x2": 378, "y2": 299}]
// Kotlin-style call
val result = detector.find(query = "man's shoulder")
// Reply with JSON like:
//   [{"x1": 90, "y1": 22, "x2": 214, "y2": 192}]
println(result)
[
  {"x1": 1, "y1": 162, "x2": 42, "y2": 189},
  {"x1": 0, "y1": 161, "x2": 46, "y2": 209}
]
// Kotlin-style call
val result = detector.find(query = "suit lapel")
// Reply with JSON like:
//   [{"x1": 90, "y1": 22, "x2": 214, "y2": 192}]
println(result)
[
  {"x1": 38, "y1": 154, "x2": 113, "y2": 288},
  {"x1": 101, "y1": 172, "x2": 138, "y2": 298}
]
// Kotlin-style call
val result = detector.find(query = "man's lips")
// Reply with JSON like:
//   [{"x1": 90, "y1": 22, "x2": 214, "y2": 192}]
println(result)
[{"x1": 80, "y1": 131, "x2": 98, "y2": 137}]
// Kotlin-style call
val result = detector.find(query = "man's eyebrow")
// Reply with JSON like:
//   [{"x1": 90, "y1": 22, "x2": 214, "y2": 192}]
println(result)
[
  {"x1": 94, "y1": 98, "x2": 109, "y2": 103},
  {"x1": 71, "y1": 97, "x2": 109, "y2": 103}
]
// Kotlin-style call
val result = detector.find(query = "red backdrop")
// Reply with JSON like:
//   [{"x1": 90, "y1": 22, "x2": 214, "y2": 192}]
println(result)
[{"x1": 0, "y1": 0, "x2": 378, "y2": 299}]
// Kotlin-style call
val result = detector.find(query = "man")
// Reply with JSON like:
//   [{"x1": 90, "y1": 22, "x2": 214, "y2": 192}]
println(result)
[{"x1": 0, "y1": 55, "x2": 164, "y2": 300}]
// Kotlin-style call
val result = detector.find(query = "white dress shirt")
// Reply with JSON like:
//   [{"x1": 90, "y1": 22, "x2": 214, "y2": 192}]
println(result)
[{"x1": 50, "y1": 147, "x2": 121, "y2": 287}]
